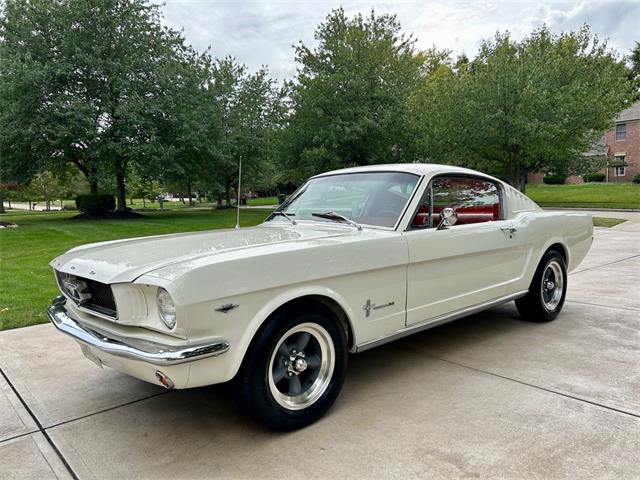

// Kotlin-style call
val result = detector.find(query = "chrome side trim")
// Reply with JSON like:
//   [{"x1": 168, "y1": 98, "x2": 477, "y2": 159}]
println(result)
[
  {"x1": 355, "y1": 290, "x2": 528, "y2": 352},
  {"x1": 48, "y1": 298, "x2": 229, "y2": 365}
]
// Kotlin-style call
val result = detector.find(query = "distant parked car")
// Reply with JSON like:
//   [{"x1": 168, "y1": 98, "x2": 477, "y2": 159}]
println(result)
[{"x1": 48, "y1": 164, "x2": 593, "y2": 430}]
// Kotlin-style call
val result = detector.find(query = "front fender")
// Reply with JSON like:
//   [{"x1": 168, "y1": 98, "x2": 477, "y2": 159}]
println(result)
[{"x1": 184, "y1": 284, "x2": 358, "y2": 387}]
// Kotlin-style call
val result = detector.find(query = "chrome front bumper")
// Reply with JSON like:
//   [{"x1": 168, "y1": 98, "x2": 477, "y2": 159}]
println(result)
[{"x1": 48, "y1": 297, "x2": 230, "y2": 366}]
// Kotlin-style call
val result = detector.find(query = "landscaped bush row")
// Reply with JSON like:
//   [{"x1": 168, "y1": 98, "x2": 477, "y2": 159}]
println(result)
[
  {"x1": 582, "y1": 172, "x2": 606, "y2": 182},
  {"x1": 75, "y1": 194, "x2": 115, "y2": 215},
  {"x1": 543, "y1": 174, "x2": 566, "y2": 185},
  {"x1": 633, "y1": 174, "x2": 640, "y2": 184}
]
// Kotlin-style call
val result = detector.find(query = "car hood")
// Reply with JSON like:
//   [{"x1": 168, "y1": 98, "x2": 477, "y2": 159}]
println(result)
[{"x1": 50, "y1": 223, "x2": 353, "y2": 284}]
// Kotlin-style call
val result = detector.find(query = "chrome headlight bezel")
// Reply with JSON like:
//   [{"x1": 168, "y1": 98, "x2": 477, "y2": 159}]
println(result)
[{"x1": 156, "y1": 288, "x2": 177, "y2": 330}]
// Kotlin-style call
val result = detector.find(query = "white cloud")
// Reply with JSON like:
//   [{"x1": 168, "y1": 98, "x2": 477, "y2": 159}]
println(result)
[{"x1": 161, "y1": 0, "x2": 637, "y2": 80}]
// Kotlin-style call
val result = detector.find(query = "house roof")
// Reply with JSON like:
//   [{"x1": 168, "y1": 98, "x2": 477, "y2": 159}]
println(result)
[{"x1": 617, "y1": 101, "x2": 640, "y2": 122}]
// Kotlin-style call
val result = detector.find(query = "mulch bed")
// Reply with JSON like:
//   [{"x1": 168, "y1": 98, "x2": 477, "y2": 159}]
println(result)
[{"x1": 71, "y1": 210, "x2": 146, "y2": 220}]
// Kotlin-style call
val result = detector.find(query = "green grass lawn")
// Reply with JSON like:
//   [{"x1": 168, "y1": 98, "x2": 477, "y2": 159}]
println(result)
[
  {"x1": 247, "y1": 196, "x2": 280, "y2": 206},
  {"x1": 0, "y1": 208, "x2": 271, "y2": 331},
  {"x1": 526, "y1": 183, "x2": 640, "y2": 209},
  {"x1": 592, "y1": 217, "x2": 627, "y2": 228}
]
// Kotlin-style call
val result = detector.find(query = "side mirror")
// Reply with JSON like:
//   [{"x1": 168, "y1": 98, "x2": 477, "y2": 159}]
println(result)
[{"x1": 436, "y1": 207, "x2": 458, "y2": 230}]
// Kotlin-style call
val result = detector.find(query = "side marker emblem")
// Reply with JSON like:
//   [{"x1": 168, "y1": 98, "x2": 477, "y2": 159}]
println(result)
[
  {"x1": 215, "y1": 303, "x2": 239, "y2": 314},
  {"x1": 363, "y1": 299, "x2": 395, "y2": 318}
]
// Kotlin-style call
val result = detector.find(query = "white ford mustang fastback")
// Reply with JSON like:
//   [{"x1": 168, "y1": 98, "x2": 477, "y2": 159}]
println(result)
[{"x1": 49, "y1": 164, "x2": 593, "y2": 430}]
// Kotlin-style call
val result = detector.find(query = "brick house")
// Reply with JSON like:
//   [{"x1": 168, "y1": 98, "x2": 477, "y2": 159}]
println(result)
[
  {"x1": 602, "y1": 102, "x2": 640, "y2": 182},
  {"x1": 529, "y1": 101, "x2": 640, "y2": 184}
]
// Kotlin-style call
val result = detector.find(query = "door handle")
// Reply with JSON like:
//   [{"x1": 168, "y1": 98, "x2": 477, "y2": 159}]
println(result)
[{"x1": 500, "y1": 226, "x2": 517, "y2": 237}]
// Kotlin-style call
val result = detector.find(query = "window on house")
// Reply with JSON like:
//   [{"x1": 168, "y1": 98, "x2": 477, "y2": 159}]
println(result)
[
  {"x1": 615, "y1": 123, "x2": 626, "y2": 140},
  {"x1": 614, "y1": 166, "x2": 626, "y2": 177}
]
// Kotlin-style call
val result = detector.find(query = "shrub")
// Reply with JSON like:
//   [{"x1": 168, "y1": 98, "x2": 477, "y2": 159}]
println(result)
[
  {"x1": 633, "y1": 174, "x2": 640, "y2": 184},
  {"x1": 583, "y1": 172, "x2": 606, "y2": 183},
  {"x1": 75, "y1": 194, "x2": 115, "y2": 215},
  {"x1": 543, "y1": 174, "x2": 566, "y2": 185}
]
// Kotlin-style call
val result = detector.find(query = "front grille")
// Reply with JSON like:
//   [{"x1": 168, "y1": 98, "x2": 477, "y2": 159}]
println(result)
[{"x1": 55, "y1": 271, "x2": 117, "y2": 318}]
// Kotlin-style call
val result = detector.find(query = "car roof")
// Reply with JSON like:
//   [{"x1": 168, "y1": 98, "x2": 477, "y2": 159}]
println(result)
[{"x1": 311, "y1": 163, "x2": 501, "y2": 182}]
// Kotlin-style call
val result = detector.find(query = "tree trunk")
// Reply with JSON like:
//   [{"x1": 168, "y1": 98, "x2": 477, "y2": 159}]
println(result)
[
  {"x1": 225, "y1": 179, "x2": 232, "y2": 207},
  {"x1": 45, "y1": 200, "x2": 51, "y2": 211},
  {"x1": 71, "y1": 156, "x2": 99, "y2": 194},
  {"x1": 115, "y1": 163, "x2": 127, "y2": 212},
  {"x1": 0, "y1": 194, "x2": 5, "y2": 214},
  {"x1": 187, "y1": 184, "x2": 193, "y2": 205},
  {"x1": 142, "y1": 197, "x2": 146, "y2": 208},
  {"x1": 508, "y1": 161, "x2": 528, "y2": 193}
]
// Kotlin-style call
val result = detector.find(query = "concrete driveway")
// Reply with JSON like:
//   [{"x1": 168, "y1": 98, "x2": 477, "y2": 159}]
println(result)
[{"x1": 1, "y1": 217, "x2": 639, "y2": 479}]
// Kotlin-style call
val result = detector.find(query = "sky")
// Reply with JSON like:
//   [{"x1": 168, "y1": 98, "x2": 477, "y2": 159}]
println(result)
[{"x1": 161, "y1": 0, "x2": 639, "y2": 81}]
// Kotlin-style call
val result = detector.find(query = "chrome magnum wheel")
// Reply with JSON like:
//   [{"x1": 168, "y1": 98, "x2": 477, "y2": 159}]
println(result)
[
  {"x1": 516, "y1": 250, "x2": 567, "y2": 322},
  {"x1": 268, "y1": 323, "x2": 335, "y2": 410},
  {"x1": 541, "y1": 260, "x2": 564, "y2": 311},
  {"x1": 235, "y1": 305, "x2": 347, "y2": 431}
]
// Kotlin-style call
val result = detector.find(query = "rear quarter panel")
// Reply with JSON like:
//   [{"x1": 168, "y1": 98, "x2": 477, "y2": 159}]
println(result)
[{"x1": 511, "y1": 211, "x2": 593, "y2": 292}]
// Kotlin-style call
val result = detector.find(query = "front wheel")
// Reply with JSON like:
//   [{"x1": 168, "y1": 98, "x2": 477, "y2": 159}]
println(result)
[
  {"x1": 516, "y1": 250, "x2": 567, "y2": 322},
  {"x1": 234, "y1": 306, "x2": 347, "y2": 431}
]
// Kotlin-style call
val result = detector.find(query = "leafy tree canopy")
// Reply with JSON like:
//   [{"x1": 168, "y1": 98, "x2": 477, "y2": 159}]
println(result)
[
  {"x1": 408, "y1": 26, "x2": 634, "y2": 190},
  {"x1": 282, "y1": 8, "x2": 432, "y2": 181}
]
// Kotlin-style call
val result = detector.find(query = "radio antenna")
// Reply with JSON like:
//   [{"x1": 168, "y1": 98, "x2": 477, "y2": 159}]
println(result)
[{"x1": 235, "y1": 155, "x2": 242, "y2": 230}]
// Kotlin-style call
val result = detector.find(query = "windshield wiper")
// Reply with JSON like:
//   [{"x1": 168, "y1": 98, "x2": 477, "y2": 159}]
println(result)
[
  {"x1": 271, "y1": 211, "x2": 297, "y2": 225},
  {"x1": 311, "y1": 211, "x2": 362, "y2": 231}
]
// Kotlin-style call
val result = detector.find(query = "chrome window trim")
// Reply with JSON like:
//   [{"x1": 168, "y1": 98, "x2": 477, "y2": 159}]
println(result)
[{"x1": 404, "y1": 172, "x2": 506, "y2": 232}]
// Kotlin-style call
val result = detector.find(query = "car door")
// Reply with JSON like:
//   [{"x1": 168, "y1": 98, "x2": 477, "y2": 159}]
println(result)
[{"x1": 405, "y1": 175, "x2": 520, "y2": 326}]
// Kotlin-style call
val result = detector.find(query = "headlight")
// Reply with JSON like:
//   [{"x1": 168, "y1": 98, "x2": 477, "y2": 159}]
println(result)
[{"x1": 156, "y1": 288, "x2": 176, "y2": 329}]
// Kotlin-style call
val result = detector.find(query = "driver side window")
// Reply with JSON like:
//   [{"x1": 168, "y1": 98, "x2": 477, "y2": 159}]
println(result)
[{"x1": 412, "y1": 176, "x2": 501, "y2": 228}]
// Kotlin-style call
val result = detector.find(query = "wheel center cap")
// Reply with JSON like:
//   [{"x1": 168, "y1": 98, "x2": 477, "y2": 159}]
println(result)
[
  {"x1": 546, "y1": 280, "x2": 555, "y2": 290},
  {"x1": 294, "y1": 357, "x2": 307, "y2": 373}
]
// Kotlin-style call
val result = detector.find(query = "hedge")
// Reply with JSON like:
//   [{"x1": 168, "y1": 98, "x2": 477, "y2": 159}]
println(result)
[
  {"x1": 543, "y1": 174, "x2": 566, "y2": 185},
  {"x1": 583, "y1": 172, "x2": 606, "y2": 183},
  {"x1": 75, "y1": 194, "x2": 115, "y2": 215}
]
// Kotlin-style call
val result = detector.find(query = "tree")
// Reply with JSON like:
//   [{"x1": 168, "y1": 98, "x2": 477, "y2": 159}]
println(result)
[
  {"x1": 0, "y1": 0, "x2": 198, "y2": 211},
  {"x1": 408, "y1": 26, "x2": 634, "y2": 190},
  {"x1": 210, "y1": 57, "x2": 283, "y2": 205},
  {"x1": 629, "y1": 41, "x2": 640, "y2": 98},
  {"x1": 282, "y1": 8, "x2": 426, "y2": 181},
  {"x1": 152, "y1": 51, "x2": 221, "y2": 204},
  {"x1": 27, "y1": 171, "x2": 64, "y2": 211},
  {"x1": 126, "y1": 172, "x2": 161, "y2": 208}
]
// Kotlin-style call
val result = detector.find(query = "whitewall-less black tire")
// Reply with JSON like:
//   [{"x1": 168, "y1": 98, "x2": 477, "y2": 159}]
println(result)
[
  {"x1": 234, "y1": 304, "x2": 347, "y2": 431},
  {"x1": 516, "y1": 250, "x2": 567, "y2": 322}
]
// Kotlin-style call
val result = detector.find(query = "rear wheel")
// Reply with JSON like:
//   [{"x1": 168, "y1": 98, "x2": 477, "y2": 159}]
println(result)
[
  {"x1": 516, "y1": 250, "x2": 567, "y2": 322},
  {"x1": 235, "y1": 305, "x2": 347, "y2": 431}
]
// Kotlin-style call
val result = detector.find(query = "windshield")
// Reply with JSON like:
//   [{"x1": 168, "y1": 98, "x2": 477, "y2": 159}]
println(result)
[{"x1": 269, "y1": 171, "x2": 420, "y2": 228}]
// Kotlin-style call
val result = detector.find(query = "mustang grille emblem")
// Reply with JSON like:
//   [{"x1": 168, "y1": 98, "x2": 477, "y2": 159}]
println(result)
[{"x1": 63, "y1": 278, "x2": 92, "y2": 304}]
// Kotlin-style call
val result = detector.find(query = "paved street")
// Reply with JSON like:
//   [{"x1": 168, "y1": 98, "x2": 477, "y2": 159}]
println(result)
[{"x1": 1, "y1": 217, "x2": 639, "y2": 479}]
